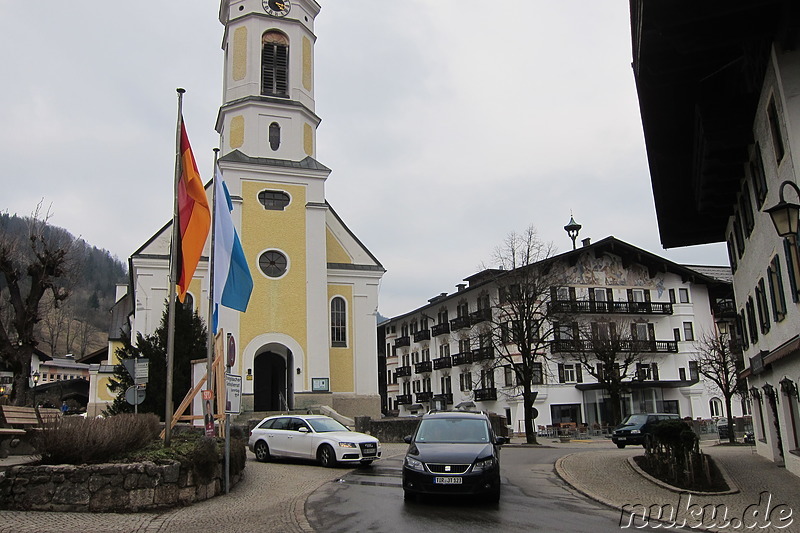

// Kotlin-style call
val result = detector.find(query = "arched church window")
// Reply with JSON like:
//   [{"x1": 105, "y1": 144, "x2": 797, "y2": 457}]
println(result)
[
  {"x1": 259, "y1": 250, "x2": 288, "y2": 278},
  {"x1": 269, "y1": 122, "x2": 281, "y2": 151},
  {"x1": 258, "y1": 190, "x2": 290, "y2": 210},
  {"x1": 262, "y1": 31, "x2": 289, "y2": 97},
  {"x1": 331, "y1": 297, "x2": 347, "y2": 347},
  {"x1": 180, "y1": 293, "x2": 194, "y2": 310}
]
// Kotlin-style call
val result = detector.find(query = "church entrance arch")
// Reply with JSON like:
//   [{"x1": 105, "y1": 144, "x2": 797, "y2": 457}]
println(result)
[{"x1": 253, "y1": 343, "x2": 294, "y2": 411}]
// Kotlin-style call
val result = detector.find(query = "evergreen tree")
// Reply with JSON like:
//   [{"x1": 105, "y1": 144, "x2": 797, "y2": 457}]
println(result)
[{"x1": 106, "y1": 300, "x2": 207, "y2": 419}]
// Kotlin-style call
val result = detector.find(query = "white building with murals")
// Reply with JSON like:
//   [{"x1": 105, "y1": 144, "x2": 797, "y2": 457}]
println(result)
[
  {"x1": 381, "y1": 237, "x2": 746, "y2": 435},
  {"x1": 87, "y1": 0, "x2": 384, "y2": 419}
]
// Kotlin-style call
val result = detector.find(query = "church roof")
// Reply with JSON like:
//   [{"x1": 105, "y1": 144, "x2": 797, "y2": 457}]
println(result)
[{"x1": 219, "y1": 150, "x2": 331, "y2": 172}]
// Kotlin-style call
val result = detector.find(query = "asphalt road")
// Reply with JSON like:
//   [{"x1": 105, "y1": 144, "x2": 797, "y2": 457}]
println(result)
[{"x1": 305, "y1": 446, "x2": 628, "y2": 533}]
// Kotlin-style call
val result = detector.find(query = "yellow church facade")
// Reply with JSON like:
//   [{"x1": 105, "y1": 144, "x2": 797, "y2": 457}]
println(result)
[{"x1": 88, "y1": 0, "x2": 384, "y2": 419}]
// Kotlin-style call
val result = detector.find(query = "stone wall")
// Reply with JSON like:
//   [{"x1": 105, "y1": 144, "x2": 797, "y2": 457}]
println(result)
[{"x1": 0, "y1": 457, "x2": 242, "y2": 512}]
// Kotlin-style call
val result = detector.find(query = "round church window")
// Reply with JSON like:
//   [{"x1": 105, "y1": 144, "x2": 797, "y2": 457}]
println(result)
[{"x1": 259, "y1": 250, "x2": 288, "y2": 278}]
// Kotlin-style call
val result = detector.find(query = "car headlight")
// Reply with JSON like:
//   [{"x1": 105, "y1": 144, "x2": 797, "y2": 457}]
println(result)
[
  {"x1": 631, "y1": 429, "x2": 641, "y2": 434},
  {"x1": 338, "y1": 442, "x2": 357, "y2": 449},
  {"x1": 405, "y1": 456, "x2": 425, "y2": 472},
  {"x1": 472, "y1": 457, "x2": 496, "y2": 472}
]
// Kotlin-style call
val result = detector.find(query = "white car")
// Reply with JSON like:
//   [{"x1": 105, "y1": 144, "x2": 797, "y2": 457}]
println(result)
[{"x1": 248, "y1": 414, "x2": 381, "y2": 467}]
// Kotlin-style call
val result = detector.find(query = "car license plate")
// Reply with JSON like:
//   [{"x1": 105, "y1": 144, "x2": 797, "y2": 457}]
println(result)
[
  {"x1": 618, "y1": 437, "x2": 626, "y2": 441},
  {"x1": 434, "y1": 477, "x2": 462, "y2": 485},
  {"x1": 363, "y1": 449, "x2": 376, "y2": 456}
]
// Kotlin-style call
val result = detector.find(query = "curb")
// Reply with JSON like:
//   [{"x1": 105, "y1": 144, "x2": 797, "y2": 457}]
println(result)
[{"x1": 625, "y1": 456, "x2": 739, "y2": 496}]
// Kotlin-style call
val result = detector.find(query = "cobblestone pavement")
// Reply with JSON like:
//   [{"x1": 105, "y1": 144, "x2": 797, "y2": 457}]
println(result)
[
  {"x1": 555, "y1": 440, "x2": 800, "y2": 532},
  {"x1": 0, "y1": 444, "x2": 409, "y2": 533}
]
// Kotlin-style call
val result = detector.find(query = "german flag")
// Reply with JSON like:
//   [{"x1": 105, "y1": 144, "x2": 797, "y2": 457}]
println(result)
[{"x1": 176, "y1": 119, "x2": 210, "y2": 302}]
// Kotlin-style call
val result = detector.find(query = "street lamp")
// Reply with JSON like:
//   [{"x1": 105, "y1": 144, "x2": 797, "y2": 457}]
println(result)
[
  {"x1": 765, "y1": 180, "x2": 800, "y2": 237},
  {"x1": 564, "y1": 215, "x2": 582, "y2": 251},
  {"x1": 31, "y1": 371, "x2": 40, "y2": 407},
  {"x1": 765, "y1": 180, "x2": 800, "y2": 287}
]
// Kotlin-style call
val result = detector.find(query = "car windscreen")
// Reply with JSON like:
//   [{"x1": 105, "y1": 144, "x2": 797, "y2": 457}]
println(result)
[
  {"x1": 620, "y1": 414, "x2": 648, "y2": 426},
  {"x1": 307, "y1": 418, "x2": 349, "y2": 433},
  {"x1": 415, "y1": 418, "x2": 490, "y2": 443}
]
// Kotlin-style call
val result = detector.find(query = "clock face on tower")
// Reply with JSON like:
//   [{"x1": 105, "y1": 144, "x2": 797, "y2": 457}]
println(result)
[{"x1": 263, "y1": 0, "x2": 291, "y2": 17}]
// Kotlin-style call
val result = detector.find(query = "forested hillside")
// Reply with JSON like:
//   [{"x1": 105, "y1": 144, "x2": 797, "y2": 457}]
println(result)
[{"x1": 0, "y1": 213, "x2": 128, "y2": 357}]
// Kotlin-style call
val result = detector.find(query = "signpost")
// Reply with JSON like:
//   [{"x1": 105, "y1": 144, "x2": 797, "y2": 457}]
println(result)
[{"x1": 123, "y1": 358, "x2": 149, "y2": 413}]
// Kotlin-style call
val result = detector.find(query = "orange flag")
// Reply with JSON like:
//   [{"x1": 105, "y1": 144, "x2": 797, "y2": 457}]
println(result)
[{"x1": 176, "y1": 119, "x2": 211, "y2": 302}]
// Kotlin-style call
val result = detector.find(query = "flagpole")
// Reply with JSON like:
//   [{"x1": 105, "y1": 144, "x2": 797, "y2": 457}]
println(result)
[
  {"x1": 165, "y1": 88, "x2": 186, "y2": 447},
  {"x1": 206, "y1": 148, "x2": 219, "y2": 431}
]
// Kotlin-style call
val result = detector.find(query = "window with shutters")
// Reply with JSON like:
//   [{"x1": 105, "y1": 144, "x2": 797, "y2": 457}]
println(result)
[
  {"x1": 331, "y1": 297, "x2": 347, "y2": 347},
  {"x1": 532, "y1": 362, "x2": 543, "y2": 385},
  {"x1": 750, "y1": 143, "x2": 768, "y2": 207},
  {"x1": 767, "y1": 95, "x2": 785, "y2": 163},
  {"x1": 768, "y1": 255, "x2": 787, "y2": 322},
  {"x1": 682, "y1": 321, "x2": 694, "y2": 342},
  {"x1": 739, "y1": 183, "x2": 755, "y2": 237},
  {"x1": 262, "y1": 31, "x2": 289, "y2": 97},
  {"x1": 678, "y1": 288, "x2": 690, "y2": 303},
  {"x1": 755, "y1": 279, "x2": 770, "y2": 335}
]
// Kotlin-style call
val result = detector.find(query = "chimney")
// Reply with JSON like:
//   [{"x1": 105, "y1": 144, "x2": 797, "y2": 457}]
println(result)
[
  {"x1": 582, "y1": 238, "x2": 591, "y2": 247},
  {"x1": 456, "y1": 284, "x2": 466, "y2": 292}
]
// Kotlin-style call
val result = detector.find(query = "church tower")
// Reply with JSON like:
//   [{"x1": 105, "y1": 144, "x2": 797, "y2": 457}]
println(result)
[{"x1": 212, "y1": 0, "x2": 385, "y2": 417}]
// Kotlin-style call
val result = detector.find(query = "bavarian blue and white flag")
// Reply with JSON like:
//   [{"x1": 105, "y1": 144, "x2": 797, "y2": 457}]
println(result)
[{"x1": 213, "y1": 165, "x2": 253, "y2": 333}]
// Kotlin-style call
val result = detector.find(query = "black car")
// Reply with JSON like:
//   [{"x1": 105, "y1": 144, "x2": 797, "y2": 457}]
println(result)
[
  {"x1": 402, "y1": 411, "x2": 507, "y2": 503},
  {"x1": 611, "y1": 413, "x2": 680, "y2": 448}
]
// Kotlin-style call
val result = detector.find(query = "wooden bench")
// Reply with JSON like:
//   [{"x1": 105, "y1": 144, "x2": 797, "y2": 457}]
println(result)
[{"x1": 0, "y1": 405, "x2": 55, "y2": 458}]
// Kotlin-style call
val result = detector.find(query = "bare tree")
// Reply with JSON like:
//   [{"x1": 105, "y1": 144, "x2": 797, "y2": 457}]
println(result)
[
  {"x1": 695, "y1": 330, "x2": 743, "y2": 444},
  {"x1": 557, "y1": 318, "x2": 650, "y2": 427},
  {"x1": 0, "y1": 205, "x2": 73, "y2": 404},
  {"x1": 478, "y1": 225, "x2": 560, "y2": 444}
]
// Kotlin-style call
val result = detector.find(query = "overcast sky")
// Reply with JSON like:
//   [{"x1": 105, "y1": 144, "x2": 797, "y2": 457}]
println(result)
[{"x1": 1, "y1": 1, "x2": 728, "y2": 318}]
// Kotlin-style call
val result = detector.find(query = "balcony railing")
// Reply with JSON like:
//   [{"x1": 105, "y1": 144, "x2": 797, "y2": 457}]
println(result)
[
  {"x1": 395, "y1": 365, "x2": 412, "y2": 378},
  {"x1": 450, "y1": 316, "x2": 472, "y2": 330},
  {"x1": 470, "y1": 308, "x2": 492, "y2": 324},
  {"x1": 431, "y1": 323, "x2": 451, "y2": 336},
  {"x1": 474, "y1": 387, "x2": 497, "y2": 401},
  {"x1": 413, "y1": 329, "x2": 431, "y2": 343},
  {"x1": 452, "y1": 352, "x2": 473, "y2": 366},
  {"x1": 550, "y1": 339, "x2": 678, "y2": 354},
  {"x1": 394, "y1": 336, "x2": 410, "y2": 348},
  {"x1": 414, "y1": 360, "x2": 432, "y2": 374},
  {"x1": 416, "y1": 391, "x2": 433, "y2": 402},
  {"x1": 434, "y1": 393, "x2": 454, "y2": 405},
  {"x1": 396, "y1": 394, "x2": 412, "y2": 405},
  {"x1": 548, "y1": 300, "x2": 673, "y2": 315},
  {"x1": 472, "y1": 346, "x2": 494, "y2": 361},
  {"x1": 433, "y1": 356, "x2": 452, "y2": 370}
]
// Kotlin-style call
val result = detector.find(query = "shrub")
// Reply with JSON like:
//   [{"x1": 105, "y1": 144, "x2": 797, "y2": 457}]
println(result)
[{"x1": 34, "y1": 413, "x2": 161, "y2": 465}]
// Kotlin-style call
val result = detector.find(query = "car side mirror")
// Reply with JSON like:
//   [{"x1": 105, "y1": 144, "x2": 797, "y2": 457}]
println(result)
[
  {"x1": 403, "y1": 435, "x2": 412, "y2": 444},
  {"x1": 298, "y1": 427, "x2": 309, "y2": 433},
  {"x1": 495, "y1": 436, "x2": 508, "y2": 446}
]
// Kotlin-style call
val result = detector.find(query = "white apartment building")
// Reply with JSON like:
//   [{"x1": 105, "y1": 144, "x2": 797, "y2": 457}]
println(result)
[
  {"x1": 632, "y1": 1, "x2": 800, "y2": 476},
  {"x1": 381, "y1": 237, "x2": 743, "y2": 433}
]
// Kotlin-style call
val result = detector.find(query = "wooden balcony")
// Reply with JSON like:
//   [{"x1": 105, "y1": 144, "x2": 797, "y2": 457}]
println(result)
[
  {"x1": 474, "y1": 387, "x2": 497, "y2": 401},
  {"x1": 548, "y1": 300, "x2": 673, "y2": 315},
  {"x1": 396, "y1": 394, "x2": 412, "y2": 405},
  {"x1": 550, "y1": 339, "x2": 678, "y2": 354},
  {"x1": 470, "y1": 308, "x2": 492, "y2": 324},
  {"x1": 416, "y1": 391, "x2": 434, "y2": 402},
  {"x1": 414, "y1": 360, "x2": 432, "y2": 374},
  {"x1": 413, "y1": 329, "x2": 431, "y2": 343},
  {"x1": 452, "y1": 352, "x2": 473, "y2": 366},
  {"x1": 433, "y1": 356, "x2": 452, "y2": 370},
  {"x1": 431, "y1": 323, "x2": 451, "y2": 336},
  {"x1": 434, "y1": 393, "x2": 454, "y2": 405},
  {"x1": 450, "y1": 316, "x2": 472, "y2": 331},
  {"x1": 395, "y1": 365, "x2": 412, "y2": 378},
  {"x1": 394, "y1": 336, "x2": 410, "y2": 348},
  {"x1": 472, "y1": 346, "x2": 494, "y2": 361}
]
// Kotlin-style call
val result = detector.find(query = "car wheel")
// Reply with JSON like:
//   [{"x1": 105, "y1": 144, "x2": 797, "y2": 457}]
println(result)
[
  {"x1": 487, "y1": 488, "x2": 501, "y2": 504},
  {"x1": 616, "y1": 443, "x2": 626, "y2": 449},
  {"x1": 318, "y1": 444, "x2": 337, "y2": 468},
  {"x1": 254, "y1": 441, "x2": 271, "y2": 462}
]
